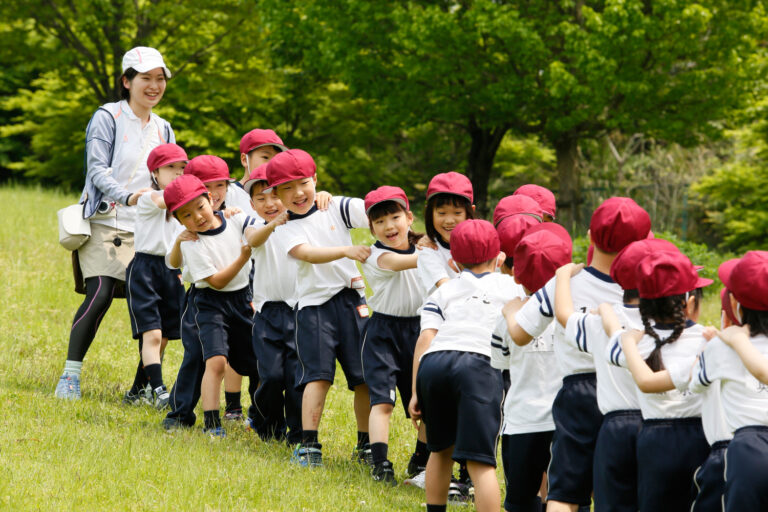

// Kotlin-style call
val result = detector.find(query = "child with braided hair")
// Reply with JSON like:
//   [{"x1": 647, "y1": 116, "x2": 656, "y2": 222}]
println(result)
[{"x1": 606, "y1": 250, "x2": 713, "y2": 512}]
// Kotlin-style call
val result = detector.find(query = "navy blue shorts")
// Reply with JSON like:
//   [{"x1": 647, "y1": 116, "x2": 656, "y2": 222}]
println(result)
[
  {"x1": 593, "y1": 409, "x2": 642, "y2": 512},
  {"x1": 417, "y1": 350, "x2": 503, "y2": 466},
  {"x1": 547, "y1": 373, "x2": 603, "y2": 506},
  {"x1": 636, "y1": 417, "x2": 709, "y2": 512},
  {"x1": 501, "y1": 430, "x2": 553, "y2": 512},
  {"x1": 192, "y1": 286, "x2": 258, "y2": 377},
  {"x1": 691, "y1": 440, "x2": 728, "y2": 512},
  {"x1": 725, "y1": 426, "x2": 768, "y2": 511},
  {"x1": 126, "y1": 253, "x2": 184, "y2": 340},
  {"x1": 361, "y1": 312, "x2": 420, "y2": 415},
  {"x1": 295, "y1": 288, "x2": 368, "y2": 390}
]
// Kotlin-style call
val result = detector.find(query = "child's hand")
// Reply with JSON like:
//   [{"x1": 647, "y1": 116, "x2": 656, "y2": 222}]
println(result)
[
  {"x1": 702, "y1": 326, "x2": 718, "y2": 341},
  {"x1": 345, "y1": 245, "x2": 371, "y2": 262},
  {"x1": 178, "y1": 230, "x2": 198, "y2": 242},
  {"x1": 447, "y1": 258, "x2": 459, "y2": 274},
  {"x1": 222, "y1": 207, "x2": 242, "y2": 218},
  {"x1": 717, "y1": 324, "x2": 751, "y2": 347},
  {"x1": 316, "y1": 191, "x2": 333, "y2": 210},
  {"x1": 416, "y1": 236, "x2": 438, "y2": 251},
  {"x1": 239, "y1": 244, "x2": 252, "y2": 260},
  {"x1": 271, "y1": 211, "x2": 289, "y2": 228},
  {"x1": 408, "y1": 395, "x2": 421, "y2": 429},
  {"x1": 556, "y1": 262, "x2": 584, "y2": 278},
  {"x1": 502, "y1": 297, "x2": 526, "y2": 319}
]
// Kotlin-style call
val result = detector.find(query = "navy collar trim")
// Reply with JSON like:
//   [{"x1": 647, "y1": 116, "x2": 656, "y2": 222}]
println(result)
[
  {"x1": 374, "y1": 241, "x2": 415, "y2": 254},
  {"x1": 623, "y1": 304, "x2": 640, "y2": 309},
  {"x1": 199, "y1": 211, "x2": 226, "y2": 236},
  {"x1": 288, "y1": 204, "x2": 318, "y2": 220},
  {"x1": 584, "y1": 266, "x2": 615, "y2": 283},
  {"x1": 436, "y1": 237, "x2": 450, "y2": 250},
  {"x1": 462, "y1": 268, "x2": 490, "y2": 278},
  {"x1": 654, "y1": 319, "x2": 696, "y2": 330}
]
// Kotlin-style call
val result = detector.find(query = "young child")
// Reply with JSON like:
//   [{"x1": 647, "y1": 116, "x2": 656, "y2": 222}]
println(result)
[
  {"x1": 417, "y1": 172, "x2": 475, "y2": 295},
  {"x1": 513, "y1": 184, "x2": 557, "y2": 222},
  {"x1": 554, "y1": 238, "x2": 676, "y2": 512},
  {"x1": 689, "y1": 251, "x2": 768, "y2": 511},
  {"x1": 360, "y1": 186, "x2": 428, "y2": 484},
  {"x1": 491, "y1": 222, "x2": 569, "y2": 512},
  {"x1": 502, "y1": 197, "x2": 651, "y2": 512},
  {"x1": 266, "y1": 149, "x2": 371, "y2": 467},
  {"x1": 410, "y1": 219, "x2": 522, "y2": 512},
  {"x1": 611, "y1": 251, "x2": 712, "y2": 512},
  {"x1": 124, "y1": 143, "x2": 187, "y2": 409},
  {"x1": 163, "y1": 174, "x2": 261, "y2": 436},
  {"x1": 242, "y1": 163, "x2": 301, "y2": 444},
  {"x1": 238, "y1": 128, "x2": 287, "y2": 186}
]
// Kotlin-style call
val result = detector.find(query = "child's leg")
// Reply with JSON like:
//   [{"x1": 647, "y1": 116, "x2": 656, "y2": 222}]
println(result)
[
  {"x1": 202, "y1": 355, "x2": 227, "y2": 416},
  {"x1": 466, "y1": 460, "x2": 501, "y2": 512},
  {"x1": 353, "y1": 383, "x2": 370, "y2": 433},
  {"x1": 369, "y1": 403, "x2": 394, "y2": 464},
  {"x1": 302, "y1": 380, "x2": 332, "y2": 434},
  {"x1": 223, "y1": 363, "x2": 243, "y2": 418},
  {"x1": 426, "y1": 447, "x2": 454, "y2": 506}
]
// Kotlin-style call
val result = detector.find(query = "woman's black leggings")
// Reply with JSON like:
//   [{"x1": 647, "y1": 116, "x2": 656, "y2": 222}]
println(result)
[{"x1": 67, "y1": 276, "x2": 117, "y2": 361}]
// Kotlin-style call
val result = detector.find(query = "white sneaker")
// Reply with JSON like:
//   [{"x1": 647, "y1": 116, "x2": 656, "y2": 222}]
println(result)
[{"x1": 403, "y1": 469, "x2": 426, "y2": 489}]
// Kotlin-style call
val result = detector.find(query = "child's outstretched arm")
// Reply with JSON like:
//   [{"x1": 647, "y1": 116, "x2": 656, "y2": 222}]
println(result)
[
  {"x1": 203, "y1": 244, "x2": 251, "y2": 290},
  {"x1": 167, "y1": 230, "x2": 198, "y2": 269},
  {"x1": 502, "y1": 297, "x2": 534, "y2": 346},
  {"x1": 597, "y1": 303, "x2": 623, "y2": 338},
  {"x1": 621, "y1": 330, "x2": 674, "y2": 393},
  {"x1": 718, "y1": 324, "x2": 768, "y2": 384},
  {"x1": 245, "y1": 212, "x2": 288, "y2": 249},
  {"x1": 377, "y1": 252, "x2": 418, "y2": 271},
  {"x1": 289, "y1": 243, "x2": 371, "y2": 264},
  {"x1": 554, "y1": 263, "x2": 584, "y2": 328}
]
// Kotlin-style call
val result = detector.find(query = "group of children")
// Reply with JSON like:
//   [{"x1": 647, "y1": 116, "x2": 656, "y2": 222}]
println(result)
[{"x1": 115, "y1": 126, "x2": 768, "y2": 512}]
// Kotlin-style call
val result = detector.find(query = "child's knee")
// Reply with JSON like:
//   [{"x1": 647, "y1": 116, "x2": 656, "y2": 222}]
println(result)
[{"x1": 206, "y1": 355, "x2": 227, "y2": 376}]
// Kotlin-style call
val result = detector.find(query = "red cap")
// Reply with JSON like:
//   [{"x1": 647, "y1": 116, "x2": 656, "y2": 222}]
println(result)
[
  {"x1": 426, "y1": 172, "x2": 473, "y2": 203},
  {"x1": 243, "y1": 163, "x2": 270, "y2": 195},
  {"x1": 496, "y1": 215, "x2": 540, "y2": 259},
  {"x1": 265, "y1": 149, "x2": 316, "y2": 189},
  {"x1": 513, "y1": 184, "x2": 557, "y2": 219},
  {"x1": 449, "y1": 219, "x2": 500, "y2": 265},
  {"x1": 590, "y1": 197, "x2": 651, "y2": 253},
  {"x1": 636, "y1": 251, "x2": 713, "y2": 299},
  {"x1": 239, "y1": 129, "x2": 287, "y2": 155},
  {"x1": 610, "y1": 239, "x2": 679, "y2": 290},
  {"x1": 514, "y1": 223, "x2": 573, "y2": 293},
  {"x1": 364, "y1": 186, "x2": 409, "y2": 215},
  {"x1": 147, "y1": 143, "x2": 188, "y2": 172},
  {"x1": 493, "y1": 195, "x2": 542, "y2": 226},
  {"x1": 718, "y1": 251, "x2": 768, "y2": 311},
  {"x1": 164, "y1": 174, "x2": 208, "y2": 212},
  {"x1": 184, "y1": 155, "x2": 232, "y2": 183}
]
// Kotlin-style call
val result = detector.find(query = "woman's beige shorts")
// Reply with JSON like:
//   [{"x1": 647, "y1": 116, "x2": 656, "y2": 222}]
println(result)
[{"x1": 77, "y1": 222, "x2": 135, "y2": 281}]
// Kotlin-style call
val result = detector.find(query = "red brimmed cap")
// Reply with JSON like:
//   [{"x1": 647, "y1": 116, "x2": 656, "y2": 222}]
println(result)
[
  {"x1": 718, "y1": 251, "x2": 768, "y2": 311},
  {"x1": 496, "y1": 215, "x2": 540, "y2": 259},
  {"x1": 364, "y1": 186, "x2": 409, "y2": 214},
  {"x1": 239, "y1": 129, "x2": 287, "y2": 155},
  {"x1": 265, "y1": 149, "x2": 316, "y2": 190},
  {"x1": 610, "y1": 238, "x2": 679, "y2": 291},
  {"x1": 513, "y1": 223, "x2": 573, "y2": 293},
  {"x1": 184, "y1": 155, "x2": 232, "y2": 183},
  {"x1": 164, "y1": 174, "x2": 208, "y2": 213},
  {"x1": 590, "y1": 197, "x2": 651, "y2": 253},
  {"x1": 243, "y1": 163, "x2": 270, "y2": 195},
  {"x1": 426, "y1": 172, "x2": 473, "y2": 203},
  {"x1": 449, "y1": 219, "x2": 500, "y2": 265},
  {"x1": 513, "y1": 184, "x2": 557, "y2": 219},
  {"x1": 147, "y1": 143, "x2": 188, "y2": 172},
  {"x1": 636, "y1": 251, "x2": 713, "y2": 299},
  {"x1": 493, "y1": 195, "x2": 542, "y2": 226}
]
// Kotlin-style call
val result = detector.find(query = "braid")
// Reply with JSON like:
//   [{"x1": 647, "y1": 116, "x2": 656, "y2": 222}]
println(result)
[{"x1": 639, "y1": 295, "x2": 687, "y2": 372}]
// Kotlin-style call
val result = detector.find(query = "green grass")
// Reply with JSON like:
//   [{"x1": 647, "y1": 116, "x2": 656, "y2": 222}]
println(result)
[{"x1": 0, "y1": 184, "x2": 723, "y2": 511}]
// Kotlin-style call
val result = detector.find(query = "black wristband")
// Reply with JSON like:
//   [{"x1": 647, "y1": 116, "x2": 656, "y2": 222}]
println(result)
[{"x1": 125, "y1": 193, "x2": 132, "y2": 206}]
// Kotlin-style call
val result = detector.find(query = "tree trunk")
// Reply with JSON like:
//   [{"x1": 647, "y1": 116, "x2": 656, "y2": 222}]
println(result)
[
  {"x1": 466, "y1": 119, "x2": 509, "y2": 218},
  {"x1": 554, "y1": 136, "x2": 582, "y2": 233}
]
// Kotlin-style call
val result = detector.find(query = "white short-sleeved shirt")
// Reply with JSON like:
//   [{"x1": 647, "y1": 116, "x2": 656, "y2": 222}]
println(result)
[
  {"x1": 134, "y1": 192, "x2": 178, "y2": 256},
  {"x1": 609, "y1": 321, "x2": 706, "y2": 419},
  {"x1": 566, "y1": 305, "x2": 642, "y2": 414},
  {"x1": 516, "y1": 267, "x2": 624, "y2": 376},
  {"x1": 417, "y1": 238, "x2": 457, "y2": 296},
  {"x1": 180, "y1": 212, "x2": 252, "y2": 291},
  {"x1": 246, "y1": 218, "x2": 298, "y2": 311},
  {"x1": 226, "y1": 183, "x2": 260, "y2": 219},
  {"x1": 361, "y1": 242, "x2": 424, "y2": 317},
  {"x1": 421, "y1": 270, "x2": 525, "y2": 358},
  {"x1": 491, "y1": 308, "x2": 560, "y2": 435},
  {"x1": 281, "y1": 197, "x2": 368, "y2": 308},
  {"x1": 165, "y1": 222, "x2": 194, "y2": 283},
  {"x1": 690, "y1": 335, "x2": 768, "y2": 434}
]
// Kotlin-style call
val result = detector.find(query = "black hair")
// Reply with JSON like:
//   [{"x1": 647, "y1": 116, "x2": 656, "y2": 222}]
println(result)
[
  {"x1": 742, "y1": 307, "x2": 768, "y2": 337},
  {"x1": 623, "y1": 289, "x2": 639, "y2": 303},
  {"x1": 119, "y1": 67, "x2": 170, "y2": 101},
  {"x1": 367, "y1": 200, "x2": 424, "y2": 247},
  {"x1": 248, "y1": 180, "x2": 270, "y2": 200},
  {"x1": 424, "y1": 193, "x2": 474, "y2": 243},
  {"x1": 639, "y1": 288, "x2": 703, "y2": 372},
  {"x1": 503, "y1": 256, "x2": 514, "y2": 269},
  {"x1": 460, "y1": 256, "x2": 498, "y2": 271}
]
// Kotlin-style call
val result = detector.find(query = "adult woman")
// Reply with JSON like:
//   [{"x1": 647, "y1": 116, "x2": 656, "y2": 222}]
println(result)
[{"x1": 55, "y1": 47, "x2": 175, "y2": 400}]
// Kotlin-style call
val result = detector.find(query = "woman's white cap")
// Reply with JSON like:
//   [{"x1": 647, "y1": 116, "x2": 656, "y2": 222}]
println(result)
[{"x1": 122, "y1": 47, "x2": 171, "y2": 77}]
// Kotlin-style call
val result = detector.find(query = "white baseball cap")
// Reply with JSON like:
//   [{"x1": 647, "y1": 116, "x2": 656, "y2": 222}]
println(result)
[{"x1": 121, "y1": 47, "x2": 171, "y2": 77}]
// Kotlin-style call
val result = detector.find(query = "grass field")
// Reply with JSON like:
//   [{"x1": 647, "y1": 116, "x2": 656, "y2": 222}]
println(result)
[{"x1": 0, "y1": 185, "x2": 722, "y2": 511}]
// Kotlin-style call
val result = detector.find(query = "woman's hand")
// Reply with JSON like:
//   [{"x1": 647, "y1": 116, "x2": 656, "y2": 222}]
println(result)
[{"x1": 127, "y1": 188, "x2": 153, "y2": 206}]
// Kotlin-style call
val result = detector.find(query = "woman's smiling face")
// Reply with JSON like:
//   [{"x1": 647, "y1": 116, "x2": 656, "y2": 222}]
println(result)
[{"x1": 123, "y1": 67, "x2": 167, "y2": 111}]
